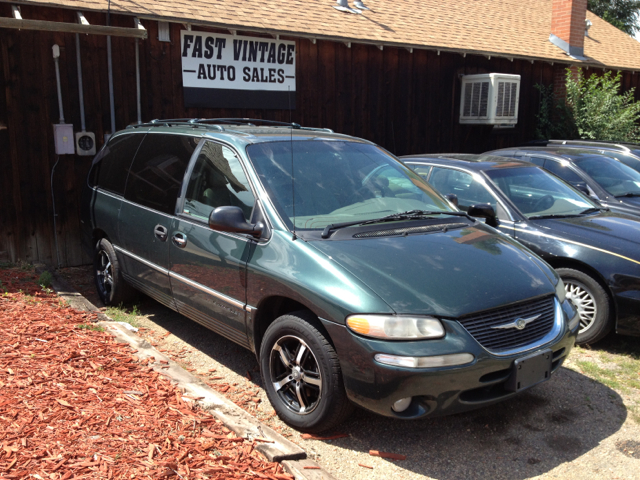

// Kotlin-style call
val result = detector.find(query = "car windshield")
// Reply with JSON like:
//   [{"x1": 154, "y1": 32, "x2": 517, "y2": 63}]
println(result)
[
  {"x1": 246, "y1": 140, "x2": 453, "y2": 230},
  {"x1": 597, "y1": 151, "x2": 640, "y2": 174},
  {"x1": 572, "y1": 154, "x2": 640, "y2": 196},
  {"x1": 485, "y1": 166, "x2": 596, "y2": 218}
]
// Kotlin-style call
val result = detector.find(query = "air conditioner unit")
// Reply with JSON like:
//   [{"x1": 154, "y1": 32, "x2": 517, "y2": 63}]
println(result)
[{"x1": 459, "y1": 73, "x2": 521, "y2": 125}]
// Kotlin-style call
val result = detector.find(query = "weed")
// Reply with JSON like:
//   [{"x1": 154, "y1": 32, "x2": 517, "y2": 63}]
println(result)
[
  {"x1": 77, "y1": 324, "x2": 105, "y2": 332},
  {"x1": 105, "y1": 303, "x2": 140, "y2": 328},
  {"x1": 38, "y1": 271, "x2": 53, "y2": 288},
  {"x1": 575, "y1": 360, "x2": 622, "y2": 390},
  {"x1": 22, "y1": 295, "x2": 40, "y2": 305},
  {"x1": 0, "y1": 261, "x2": 15, "y2": 269}
]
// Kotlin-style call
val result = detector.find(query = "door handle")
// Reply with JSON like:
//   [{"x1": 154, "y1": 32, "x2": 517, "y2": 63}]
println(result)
[
  {"x1": 172, "y1": 232, "x2": 188, "y2": 248},
  {"x1": 154, "y1": 224, "x2": 168, "y2": 242}
]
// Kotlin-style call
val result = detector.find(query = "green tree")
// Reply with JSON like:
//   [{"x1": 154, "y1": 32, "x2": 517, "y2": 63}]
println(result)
[
  {"x1": 535, "y1": 68, "x2": 640, "y2": 142},
  {"x1": 564, "y1": 68, "x2": 640, "y2": 142},
  {"x1": 588, "y1": 0, "x2": 640, "y2": 35},
  {"x1": 534, "y1": 84, "x2": 576, "y2": 140}
]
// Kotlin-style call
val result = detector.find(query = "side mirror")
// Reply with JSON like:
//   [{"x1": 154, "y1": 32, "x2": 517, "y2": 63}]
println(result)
[
  {"x1": 209, "y1": 206, "x2": 263, "y2": 239},
  {"x1": 444, "y1": 193, "x2": 459, "y2": 208},
  {"x1": 467, "y1": 203, "x2": 498, "y2": 228},
  {"x1": 572, "y1": 181, "x2": 590, "y2": 196}
]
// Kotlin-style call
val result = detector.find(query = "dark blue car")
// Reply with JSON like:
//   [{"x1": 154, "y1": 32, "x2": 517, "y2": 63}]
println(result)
[
  {"x1": 487, "y1": 146, "x2": 640, "y2": 217},
  {"x1": 402, "y1": 153, "x2": 640, "y2": 345}
]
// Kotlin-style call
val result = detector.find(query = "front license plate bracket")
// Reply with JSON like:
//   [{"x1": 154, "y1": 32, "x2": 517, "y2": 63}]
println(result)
[{"x1": 505, "y1": 349, "x2": 552, "y2": 392}]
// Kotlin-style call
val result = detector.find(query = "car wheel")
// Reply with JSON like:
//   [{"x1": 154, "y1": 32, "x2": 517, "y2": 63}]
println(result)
[
  {"x1": 557, "y1": 268, "x2": 612, "y2": 345},
  {"x1": 260, "y1": 311, "x2": 354, "y2": 433},
  {"x1": 94, "y1": 238, "x2": 135, "y2": 306}
]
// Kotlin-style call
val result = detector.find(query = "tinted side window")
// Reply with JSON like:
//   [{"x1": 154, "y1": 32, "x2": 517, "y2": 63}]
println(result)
[
  {"x1": 428, "y1": 167, "x2": 496, "y2": 211},
  {"x1": 544, "y1": 160, "x2": 583, "y2": 183},
  {"x1": 183, "y1": 142, "x2": 255, "y2": 221},
  {"x1": 527, "y1": 156, "x2": 546, "y2": 167},
  {"x1": 412, "y1": 165, "x2": 432, "y2": 180},
  {"x1": 124, "y1": 134, "x2": 199, "y2": 214},
  {"x1": 90, "y1": 133, "x2": 145, "y2": 195}
]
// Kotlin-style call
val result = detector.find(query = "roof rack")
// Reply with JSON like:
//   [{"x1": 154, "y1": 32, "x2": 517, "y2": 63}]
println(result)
[
  {"x1": 195, "y1": 118, "x2": 300, "y2": 128},
  {"x1": 128, "y1": 119, "x2": 225, "y2": 131},
  {"x1": 127, "y1": 117, "x2": 334, "y2": 134},
  {"x1": 548, "y1": 139, "x2": 640, "y2": 151}
]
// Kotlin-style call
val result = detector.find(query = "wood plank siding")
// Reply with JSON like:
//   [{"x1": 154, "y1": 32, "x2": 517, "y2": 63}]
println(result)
[{"x1": 1, "y1": 4, "x2": 640, "y2": 266}]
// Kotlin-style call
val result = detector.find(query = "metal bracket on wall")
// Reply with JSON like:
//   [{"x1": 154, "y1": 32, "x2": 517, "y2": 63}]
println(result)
[
  {"x1": 77, "y1": 11, "x2": 89, "y2": 25},
  {"x1": 134, "y1": 18, "x2": 146, "y2": 32}
]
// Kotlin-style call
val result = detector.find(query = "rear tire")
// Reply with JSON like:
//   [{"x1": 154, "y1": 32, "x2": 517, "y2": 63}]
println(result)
[
  {"x1": 93, "y1": 238, "x2": 136, "y2": 306},
  {"x1": 260, "y1": 311, "x2": 353, "y2": 433},
  {"x1": 557, "y1": 268, "x2": 612, "y2": 345}
]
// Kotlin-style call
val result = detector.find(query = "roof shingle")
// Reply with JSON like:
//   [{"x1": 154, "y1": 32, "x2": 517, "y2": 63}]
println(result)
[{"x1": 7, "y1": 0, "x2": 640, "y2": 70}]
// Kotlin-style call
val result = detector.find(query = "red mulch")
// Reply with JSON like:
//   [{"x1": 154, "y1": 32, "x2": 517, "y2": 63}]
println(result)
[{"x1": 0, "y1": 268, "x2": 293, "y2": 480}]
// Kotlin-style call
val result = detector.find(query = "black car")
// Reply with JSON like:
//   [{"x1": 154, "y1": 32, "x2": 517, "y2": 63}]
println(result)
[
  {"x1": 486, "y1": 146, "x2": 640, "y2": 217},
  {"x1": 402, "y1": 153, "x2": 640, "y2": 345},
  {"x1": 528, "y1": 140, "x2": 640, "y2": 171}
]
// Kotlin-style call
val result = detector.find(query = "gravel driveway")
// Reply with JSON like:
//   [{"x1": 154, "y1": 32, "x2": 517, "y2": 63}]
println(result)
[{"x1": 60, "y1": 266, "x2": 640, "y2": 480}]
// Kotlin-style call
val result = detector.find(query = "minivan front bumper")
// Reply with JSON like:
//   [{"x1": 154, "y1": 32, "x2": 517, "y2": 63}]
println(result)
[{"x1": 320, "y1": 302, "x2": 578, "y2": 419}]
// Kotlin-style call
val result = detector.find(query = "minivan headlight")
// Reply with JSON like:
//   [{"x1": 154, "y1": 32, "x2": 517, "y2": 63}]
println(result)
[
  {"x1": 346, "y1": 315, "x2": 445, "y2": 340},
  {"x1": 555, "y1": 278, "x2": 566, "y2": 303}
]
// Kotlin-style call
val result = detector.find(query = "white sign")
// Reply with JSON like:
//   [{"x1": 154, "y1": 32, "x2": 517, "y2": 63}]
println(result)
[{"x1": 181, "y1": 31, "x2": 296, "y2": 100}]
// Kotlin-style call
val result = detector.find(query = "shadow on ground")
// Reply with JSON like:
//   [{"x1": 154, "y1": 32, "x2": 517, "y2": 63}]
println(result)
[
  {"x1": 60, "y1": 266, "x2": 628, "y2": 480},
  {"x1": 130, "y1": 295, "x2": 628, "y2": 480}
]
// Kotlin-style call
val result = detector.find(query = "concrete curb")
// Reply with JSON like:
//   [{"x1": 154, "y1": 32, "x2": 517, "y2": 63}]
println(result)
[{"x1": 47, "y1": 268, "x2": 337, "y2": 480}]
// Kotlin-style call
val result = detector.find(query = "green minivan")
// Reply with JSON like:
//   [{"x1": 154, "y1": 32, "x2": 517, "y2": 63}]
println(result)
[{"x1": 81, "y1": 119, "x2": 579, "y2": 432}]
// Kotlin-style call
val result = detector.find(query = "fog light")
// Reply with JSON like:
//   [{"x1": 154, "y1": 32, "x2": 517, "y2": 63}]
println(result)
[
  {"x1": 392, "y1": 397, "x2": 412, "y2": 413},
  {"x1": 374, "y1": 353, "x2": 474, "y2": 368}
]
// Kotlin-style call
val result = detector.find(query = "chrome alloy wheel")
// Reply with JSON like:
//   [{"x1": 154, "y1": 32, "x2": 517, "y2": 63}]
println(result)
[
  {"x1": 96, "y1": 250, "x2": 114, "y2": 297},
  {"x1": 565, "y1": 281, "x2": 597, "y2": 333},
  {"x1": 269, "y1": 335, "x2": 322, "y2": 415}
]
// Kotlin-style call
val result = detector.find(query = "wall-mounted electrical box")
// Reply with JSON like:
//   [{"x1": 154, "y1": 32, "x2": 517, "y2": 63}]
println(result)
[
  {"x1": 53, "y1": 124, "x2": 75, "y2": 154},
  {"x1": 75, "y1": 131, "x2": 96, "y2": 156},
  {"x1": 459, "y1": 73, "x2": 521, "y2": 125}
]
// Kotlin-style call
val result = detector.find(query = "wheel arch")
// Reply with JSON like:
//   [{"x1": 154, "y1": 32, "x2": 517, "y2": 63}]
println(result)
[
  {"x1": 545, "y1": 257, "x2": 618, "y2": 318},
  {"x1": 251, "y1": 296, "x2": 334, "y2": 358},
  {"x1": 92, "y1": 228, "x2": 110, "y2": 247}
]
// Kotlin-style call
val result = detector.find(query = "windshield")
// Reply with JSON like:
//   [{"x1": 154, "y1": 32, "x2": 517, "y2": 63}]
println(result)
[
  {"x1": 598, "y1": 151, "x2": 640, "y2": 174},
  {"x1": 485, "y1": 167, "x2": 596, "y2": 218},
  {"x1": 246, "y1": 141, "x2": 453, "y2": 230},
  {"x1": 573, "y1": 155, "x2": 640, "y2": 196}
]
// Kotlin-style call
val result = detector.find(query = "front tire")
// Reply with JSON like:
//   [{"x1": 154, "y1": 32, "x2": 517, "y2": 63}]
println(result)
[
  {"x1": 94, "y1": 238, "x2": 135, "y2": 306},
  {"x1": 557, "y1": 268, "x2": 612, "y2": 345},
  {"x1": 260, "y1": 311, "x2": 353, "y2": 433}
]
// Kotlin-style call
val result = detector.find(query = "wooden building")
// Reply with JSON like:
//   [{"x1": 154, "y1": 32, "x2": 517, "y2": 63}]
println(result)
[{"x1": 1, "y1": 0, "x2": 640, "y2": 267}]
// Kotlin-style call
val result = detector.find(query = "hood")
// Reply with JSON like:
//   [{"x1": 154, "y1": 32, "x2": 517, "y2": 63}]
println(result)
[
  {"x1": 617, "y1": 196, "x2": 640, "y2": 210},
  {"x1": 310, "y1": 224, "x2": 556, "y2": 318},
  {"x1": 533, "y1": 211, "x2": 640, "y2": 257}
]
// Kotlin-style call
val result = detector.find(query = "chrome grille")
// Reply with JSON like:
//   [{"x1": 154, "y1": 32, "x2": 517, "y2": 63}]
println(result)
[
  {"x1": 457, "y1": 295, "x2": 556, "y2": 352},
  {"x1": 353, "y1": 223, "x2": 467, "y2": 239}
]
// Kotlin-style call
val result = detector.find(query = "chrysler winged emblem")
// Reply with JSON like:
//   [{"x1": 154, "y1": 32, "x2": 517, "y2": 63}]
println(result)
[{"x1": 492, "y1": 314, "x2": 541, "y2": 331}]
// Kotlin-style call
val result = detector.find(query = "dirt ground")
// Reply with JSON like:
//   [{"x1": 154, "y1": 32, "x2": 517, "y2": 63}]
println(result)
[{"x1": 59, "y1": 265, "x2": 640, "y2": 480}]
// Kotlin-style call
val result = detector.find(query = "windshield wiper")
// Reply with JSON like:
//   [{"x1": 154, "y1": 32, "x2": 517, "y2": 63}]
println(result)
[
  {"x1": 528, "y1": 213, "x2": 582, "y2": 220},
  {"x1": 579, "y1": 207, "x2": 604, "y2": 215},
  {"x1": 616, "y1": 192, "x2": 640, "y2": 198},
  {"x1": 321, "y1": 210, "x2": 469, "y2": 239}
]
